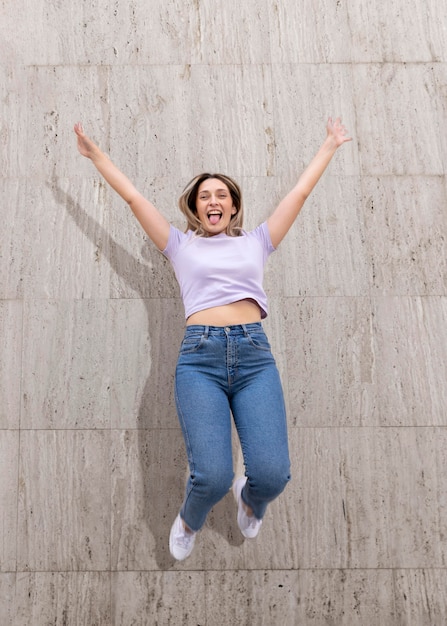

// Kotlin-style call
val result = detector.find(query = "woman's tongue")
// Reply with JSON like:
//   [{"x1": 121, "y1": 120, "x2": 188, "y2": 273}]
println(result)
[{"x1": 209, "y1": 213, "x2": 221, "y2": 225}]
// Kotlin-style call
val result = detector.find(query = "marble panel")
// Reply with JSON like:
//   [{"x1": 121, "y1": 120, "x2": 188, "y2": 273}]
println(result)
[
  {"x1": 346, "y1": 1, "x2": 447, "y2": 63},
  {"x1": 185, "y1": 0, "x2": 271, "y2": 65},
  {"x1": 393, "y1": 569, "x2": 447, "y2": 625},
  {"x1": 284, "y1": 296, "x2": 447, "y2": 427},
  {"x1": 0, "y1": 301, "x2": 22, "y2": 429},
  {"x1": 0, "y1": 179, "x2": 26, "y2": 300},
  {"x1": 17, "y1": 430, "x2": 110, "y2": 571},
  {"x1": 20, "y1": 177, "x2": 110, "y2": 300},
  {"x1": 0, "y1": 574, "x2": 16, "y2": 625},
  {"x1": 433, "y1": 63, "x2": 447, "y2": 164},
  {"x1": 368, "y1": 296, "x2": 447, "y2": 426},
  {"x1": 269, "y1": 0, "x2": 352, "y2": 63},
  {"x1": 353, "y1": 64, "x2": 444, "y2": 176},
  {"x1": 276, "y1": 177, "x2": 368, "y2": 297},
  {"x1": 25, "y1": 65, "x2": 110, "y2": 179},
  {"x1": 108, "y1": 64, "x2": 275, "y2": 182},
  {"x1": 362, "y1": 176, "x2": 447, "y2": 296},
  {"x1": 271, "y1": 64, "x2": 358, "y2": 178},
  {"x1": 205, "y1": 569, "x2": 395, "y2": 626},
  {"x1": 21, "y1": 299, "x2": 111, "y2": 429},
  {"x1": 111, "y1": 571, "x2": 206, "y2": 625},
  {"x1": 0, "y1": 431, "x2": 19, "y2": 572},
  {"x1": 0, "y1": 66, "x2": 27, "y2": 178},
  {"x1": 283, "y1": 297, "x2": 373, "y2": 427},
  {"x1": 292, "y1": 428, "x2": 447, "y2": 569},
  {"x1": 14, "y1": 572, "x2": 111, "y2": 626},
  {"x1": 269, "y1": 0, "x2": 447, "y2": 63},
  {"x1": 1, "y1": 0, "x2": 271, "y2": 67},
  {"x1": 1, "y1": 0, "x2": 134, "y2": 67},
  {"x1": 111, "y1": 429, "x2": 202, "y2": 570},
  {"x1": 110, "y1": 299, "x2": 152, "y2": 429},
  {"x1": 110, "y1": 298, "x2": 184, "y2": 429}
]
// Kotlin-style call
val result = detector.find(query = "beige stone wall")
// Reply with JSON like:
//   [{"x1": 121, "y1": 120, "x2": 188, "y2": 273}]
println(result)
[{"x1": 1, "y1": 1, "x2": 447, "y2": 624}]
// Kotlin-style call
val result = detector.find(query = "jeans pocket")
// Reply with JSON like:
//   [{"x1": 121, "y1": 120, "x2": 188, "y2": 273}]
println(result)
[
  {"x1": 246, "y1": 331, "x2": 271, "y2": 352},
  {"x1": 179, "y1": 334, "x2": 206, "y2": 354}
]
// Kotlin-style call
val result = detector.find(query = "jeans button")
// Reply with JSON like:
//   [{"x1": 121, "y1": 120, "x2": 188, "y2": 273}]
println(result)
[{"x1": 224, "y1": 326, "x2": 231, "y2": 333}]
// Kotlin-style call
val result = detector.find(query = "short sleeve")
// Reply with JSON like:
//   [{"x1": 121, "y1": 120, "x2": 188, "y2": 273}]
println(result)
[
  {"x1": 162, "y1": 225, "x2": 189, "y2": 260},
  {"x1": 248, "y1": 222, "x2": 276, "y2": 262}
]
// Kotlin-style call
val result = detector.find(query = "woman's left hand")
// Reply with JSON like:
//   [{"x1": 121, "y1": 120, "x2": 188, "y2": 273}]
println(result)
[{"x1": 326, "y1": 117, "x2": 352, "y2": 147}]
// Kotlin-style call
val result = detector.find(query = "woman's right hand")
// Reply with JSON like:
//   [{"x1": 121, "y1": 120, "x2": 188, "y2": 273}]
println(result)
[
  {"x1": 74, "y1": 122, "x2": 99, "y2": 159},
  {"x1": 73, "y1": 121, "x2": 170, "y2": 250}
]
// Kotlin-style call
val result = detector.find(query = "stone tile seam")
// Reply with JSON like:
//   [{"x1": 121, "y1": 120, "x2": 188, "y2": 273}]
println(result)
[
  {"x1": 6, "y1": 425, "x2": 447, "y2": 431},
  {"x1": 14, "y1": 61, "x2": 447, "y2": 69},
  {"x1": 3, "y1": 567, "x2": 447, "y2": 574}
]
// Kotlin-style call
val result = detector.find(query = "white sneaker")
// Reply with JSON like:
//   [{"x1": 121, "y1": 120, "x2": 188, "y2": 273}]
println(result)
[
  {"x1": 169, "y1": 514, "x2": 196, "y2": 560},
  {"x1": 233, "y1": 477, "x2": 262, "y2": 539}
]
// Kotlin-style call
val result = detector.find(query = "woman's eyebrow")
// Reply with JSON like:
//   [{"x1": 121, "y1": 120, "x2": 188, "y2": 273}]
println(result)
[{"x1": 199, "y1": 188, "x2": 228, "y2": 194}]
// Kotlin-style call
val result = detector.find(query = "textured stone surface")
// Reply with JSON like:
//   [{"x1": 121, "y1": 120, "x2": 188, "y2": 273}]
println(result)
[
  {"x1": 0, "y1": 301, "x2": 22, "y2": 428},
  {"x1": 108, "y1": 64, "x2": 275, "y2": 181},
  {"x1": 0, "y1": 431, "x2": 19, "y2": 572},
  {"x1": 269, "y1": 1, "x2": 447, "y2": 63},
  {"x1": 291, "y1": 428, "x2": 447, "y2": 570},
  {"x1": 363, "y1": 176, "x2": 447, "y2": 295},
  {"x1": 205, "y1": 570, "x2": 395, "y2": 626},
  {"x1": 21, "y1": 300, "x2": 111, "y2": 429},
  {"x1": 0, "y1": 179, "x2": 26, "y2": 299},
  {"x1": 1, "y1": 0, "x2": 447, "y2": 623},
  {"x1": 111, "y1": 571, "x2": 206, "y2": 625},
  {"x1": 353, "y1": 64, "x2": 445, "y2": 176},
  {"x1": 284, "y1": 297, "x2": 373, "y2": 427},
  {"x1": 0, "y1": 575, "x2": 16, "y2": 625},
  {"x1": 369, "y1": 297, "x2": 447, "y2": 426},
  {"x1": 17, "y1": 430, "x2": 110, "y2": 571},
  {"x1": 13, "y1": 572, "x2": 111, "y2": 626},
  {"x1": 393, "y1": 569, "x2": 447, "y2": 626}
]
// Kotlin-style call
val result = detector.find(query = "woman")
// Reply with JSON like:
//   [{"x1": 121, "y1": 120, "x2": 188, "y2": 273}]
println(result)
[{"x1": 74, "y1": 118, "x2": 351, "y2": 560}]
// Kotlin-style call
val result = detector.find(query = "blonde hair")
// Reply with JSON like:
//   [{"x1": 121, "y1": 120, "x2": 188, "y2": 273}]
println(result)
[{"x1": 178, "y1": 173, "x2": 244, "y2": 237}]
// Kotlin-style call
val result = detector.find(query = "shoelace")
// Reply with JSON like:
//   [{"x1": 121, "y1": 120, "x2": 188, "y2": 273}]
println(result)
[
  {"x1": 247, "y1": 516, "x2": 261, "y2": 529},
  {"x1": 241, "y1": 511, "x2": 261, "y2": 530},
  {"x1": 174, "y1": 531, "x2": 194, "y2": 549}
]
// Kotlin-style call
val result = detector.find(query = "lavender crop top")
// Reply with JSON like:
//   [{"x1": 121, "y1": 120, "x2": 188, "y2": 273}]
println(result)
[{"x1": 162, "y1": 222, "x2": 276, "y2": 319}]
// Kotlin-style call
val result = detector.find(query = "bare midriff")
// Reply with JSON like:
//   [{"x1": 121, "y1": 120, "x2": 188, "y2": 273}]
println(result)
[{"x1": 186, "y1": 299, "x2": 262, "y2": 326}]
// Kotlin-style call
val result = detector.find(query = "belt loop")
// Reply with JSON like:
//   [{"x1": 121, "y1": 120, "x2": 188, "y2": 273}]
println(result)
[
  {"x1": 241, "y1": 323, "x2": 248, "y2": 336},
  {"x1": 203, "y1": 325, "x2": 209, "y2": 339}
]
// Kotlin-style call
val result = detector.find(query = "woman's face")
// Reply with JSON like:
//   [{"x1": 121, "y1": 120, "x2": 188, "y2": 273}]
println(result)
[{"x1": 195, "y1": 178, "x2": 237, "y2": 235}]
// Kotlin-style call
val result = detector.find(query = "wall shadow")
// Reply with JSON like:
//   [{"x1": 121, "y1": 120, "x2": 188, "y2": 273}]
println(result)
[
  {"x1": 47, "y1": 176, "x2": 185, "y2": 568},
  {"x1": 48, "y1": 176, "x2": 243, "y2": 570}
]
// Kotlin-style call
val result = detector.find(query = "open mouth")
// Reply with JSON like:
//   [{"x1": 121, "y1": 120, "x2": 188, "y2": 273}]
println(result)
[{"x1": 207, "y1": 210, "x2": 222, "y2": 225}]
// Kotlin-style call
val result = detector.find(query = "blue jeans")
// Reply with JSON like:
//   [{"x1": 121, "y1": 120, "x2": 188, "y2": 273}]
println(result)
[{"x1": 174, "y1": 323, "x2": 291, "y2": 532}]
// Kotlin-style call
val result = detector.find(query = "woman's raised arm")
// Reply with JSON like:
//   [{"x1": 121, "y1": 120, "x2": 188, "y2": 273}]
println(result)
[
  {"x1": 267, "y1": 117, "x2": 352, "y2": 248},
  {"x1": 74, "y1": 123, "x2": 171, "y2": 251}
]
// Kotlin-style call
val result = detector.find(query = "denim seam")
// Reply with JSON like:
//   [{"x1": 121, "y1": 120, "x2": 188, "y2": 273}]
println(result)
[{"x1": 174, "y1": 380, "x2": 195, "y2": 478}]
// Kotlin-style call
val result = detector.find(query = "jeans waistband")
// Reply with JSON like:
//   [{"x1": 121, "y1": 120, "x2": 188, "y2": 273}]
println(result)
[{"x1": 184, "y1": 322, "x2": 263, "y2": 337}]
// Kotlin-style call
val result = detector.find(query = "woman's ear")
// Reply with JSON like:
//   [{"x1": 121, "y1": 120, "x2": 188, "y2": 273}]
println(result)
[{"x1": 231, "y1": 207, "x2": 237, "y2": 215}]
